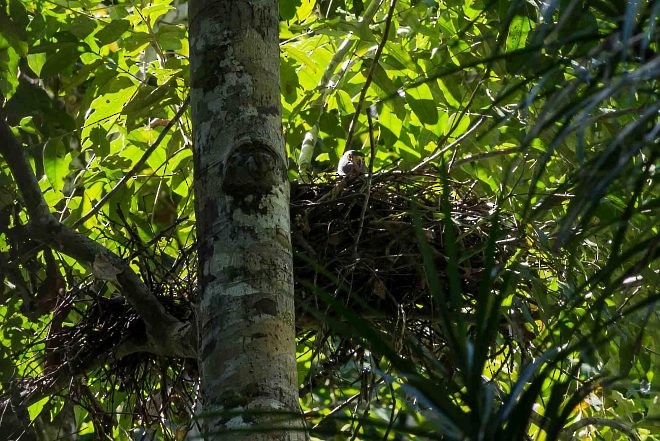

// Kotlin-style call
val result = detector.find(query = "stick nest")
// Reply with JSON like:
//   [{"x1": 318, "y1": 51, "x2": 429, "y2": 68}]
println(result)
[{"x1": 292, "y1": 172, "x2": 516, "y2": 328}]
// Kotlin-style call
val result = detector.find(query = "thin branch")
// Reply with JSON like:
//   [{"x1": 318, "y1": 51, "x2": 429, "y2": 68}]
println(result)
[
  {"x1": 449, "y1": 145, "x2": 523, "y2": 170},
  {"x1": 562, "y1": 417, "x2": 640, "y2": 441},
  {"x1": 0, "y1": 117, "x2": 52, "y2": 223},
  {"x1": 344, "y1": 0, "x2": 397, "y2": 153},
  {"x1": 411, "y1": 117, "x2": 485, "y2": 172},
  {"x1": 352, "y1": 107, "x2": 378, "y2": 259},
  {"x1": 310, "y1": 393, "x2": 361, "y2": 429},
  {"x1": 72, "y1": 95, "x2": 190, "y2": 228}
]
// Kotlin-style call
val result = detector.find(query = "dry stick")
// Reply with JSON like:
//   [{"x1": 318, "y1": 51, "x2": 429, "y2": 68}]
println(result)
[
  {"x1": 562, "y1": 417, "x2": 640, "y2": 441},
  {"x1": 352, "y1": 108, "x2": 378, "y2": 260},
  {"x1": 344, "y1": 0, "x2": 398, "y2": 153},
  {"x1": 349, "y1": 375, "x2": 379, "y2": 441},
  {"x1": 310, "y1": 392, "x2": 361, "y2": 429},
  {"x1": 73, "y1": 95, "x2": 190, "y2": 228}
]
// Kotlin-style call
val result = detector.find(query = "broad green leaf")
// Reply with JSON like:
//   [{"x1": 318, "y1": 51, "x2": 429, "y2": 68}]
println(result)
[
  {"x1": 296, "y1": 0, "x2": 316, "y2": 22},
  {"x1": 371, "y1": 61, "x2": 400, "y2": 99},
  {"x1": 86, "y1": 180, "x2": 106, "y2": 206},
  {"x1": 384, "y1": 42, "x2": 414, "y2": 69},
  {"x1": 167, "y1": 148, "x2": 193, "y2": 172},
  {"x1": 436, "y1": 78, "x2": 461, "y2": 108},
  {"x1": 507, "y1": 16, "x2": 532, "y2": 52},
  {"x1": 0, "y1": 42, "x2": 20, "y2": 98},
  {"x1": 68, "y1": 15, "x2": 97, "y2": 39},
  {"x1": 333, "y1": 89, "x2": 355, "y2": 113},
  {"x1": 280, "y1": 0, "x2": 301, "y2": 21},
  {"x1": 281, "y1": 56, "x2": 300, "y2": 104},
  {"x1": 123, "y1": 78, "x2": 179, "y2": 130},
  {"x1": 26, "y1": 53, "x2": 46, "y2": 76},
  {"x1": 28, "y1": 397, "x2": 49, "y2": 421},
  {"x1": 0, "y1": 4, "x2": 28, "y2": 56},
  {"x1": 89, "y1": 125, "x2": 111, "y2": 156},
  {"x1": 155, "y1": 24, "x2": 185, "y2": 51},
  {"x1": 283, "y1": 45, "x2": 318, "y2": 73},
  {"x1": 41, "y1": 43, "x2": 80, "y2": 78},
  {"x1": 142, "y1": 3, "x2": 175, "y2": 22},
  {"x1": 406, "y1": 82, "x2": 439, "y2": 126},
  {"x1": 43, "y1": 140, "x2": 70, "y2": 195},
  {"x1": 95, "y1": 19, "x2": 130, "y2": 45},
  {"x1": 378, "y1": 105, "x2": 402, "y2": 138},
  {"x1": 123, "y1": 31, "x2": 151, "y2": 55},
  {"x1": 82, "y1": 76, "x2": 137, "y2": 141}
]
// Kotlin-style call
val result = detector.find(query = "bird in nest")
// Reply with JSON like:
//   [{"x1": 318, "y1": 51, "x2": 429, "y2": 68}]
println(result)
[
  {"x1": 316, "y1": 150, "x2": 366, "y2": 202},
  {"x1": 337, "y1": 150, "x2": 365, "y2": 178}
]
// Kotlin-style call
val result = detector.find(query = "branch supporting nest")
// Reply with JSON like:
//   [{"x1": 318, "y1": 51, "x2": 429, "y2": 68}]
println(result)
[{"x1": 0, "y1": 114, "x2": 196, "y2": 361}]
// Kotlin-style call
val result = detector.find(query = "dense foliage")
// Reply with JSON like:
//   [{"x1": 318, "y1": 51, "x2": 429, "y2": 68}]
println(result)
[{"x1": 0, "y1": 0, "x2": 657, "y2": 439}]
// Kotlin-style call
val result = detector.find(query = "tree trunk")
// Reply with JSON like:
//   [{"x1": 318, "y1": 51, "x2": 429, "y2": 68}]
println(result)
[{"x1": 189, "y1": 1, "x2": 301, "y2": 440}]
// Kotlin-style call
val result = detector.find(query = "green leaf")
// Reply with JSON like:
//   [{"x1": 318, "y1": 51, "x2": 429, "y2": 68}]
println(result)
[
  {"x1": 333, "y1": 89, "x2": 355, "y2": 113},
  {"x1": 95, "y1": 19, "x2": 130, "y2": 45},
  {"x1": 43, "y1": 139, "x2": 70, "y2": 195},
  {"x1": 406, "y1": 83, "x2": 439, "y2": 125},
  {"x1": 280, "y1": 56, "x2": 300, "y2": 104},
  {"x1": 123, "y1": 78, "x2": 179, "y2": 130},
  {"x1": 371, "y1": 61, "x2": 400, "y2": 99},
  {"x1": 506, "y1": 16, "x2": 532, "y2": 52},
  {"x1": 142, "y1": 3, "x2": 175, "y2": 22},
  {"x1": 69, "y1": 15, "x2": 98, "y2": 39},
  {"x1": 82, "y1": 76, "x2": 137, "y2": 141},
  {"x1": 89, "y1": 126, "x2": 111, "y2": 157},
  {"x1": 296, "y1": 0, "x2": 316, "y2": 22},
  {"x1": 280, "y1": 0, "x2": 301, "y2": 20},
  {"x1": 155, "y1": 24, "x2": 185, "y2": 51},
  {"x1": 26, "y1": 53, "x2": 46, "y2": 76},
  {"x1": 41, "y1": 43, "x2": 80, "y2": 78},
  {"x1": 28, "y1": 396, "x2": 49, "y2": 421},
  {"x1": 283, "y1": 45, "x2": 317, "y2": 72},
  {"x1": 378, "y1": 105, "x2": 402, "y2": 138},
  {"x1": 123, "y1": 31, "x2": 151, "y2": 55},
  {"x1": 0, "y1": 42, "x2": 20, "y2": 98},
  {"x1": 407, "y1": 96, "x2": 438, "y2": 125},
  {"x1": 0, "y1": 3, "x2": 28, "y2": 55},
  {"x1": 436, "y1": 78, "x2": 460, "y2": 108}
]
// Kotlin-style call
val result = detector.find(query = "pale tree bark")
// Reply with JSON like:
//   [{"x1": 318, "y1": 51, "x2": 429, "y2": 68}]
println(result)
[{"x1": 189, "y1": 1, "x2": 302, "y2": 440}]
